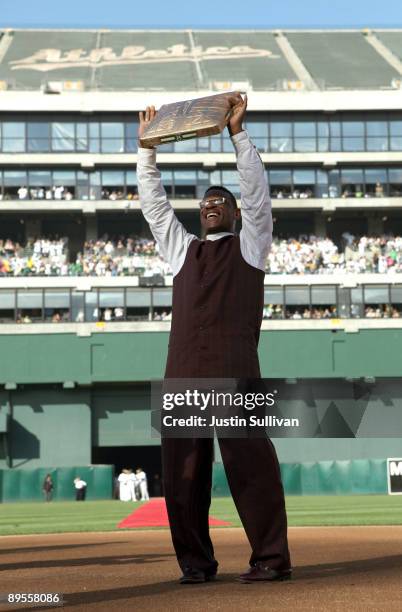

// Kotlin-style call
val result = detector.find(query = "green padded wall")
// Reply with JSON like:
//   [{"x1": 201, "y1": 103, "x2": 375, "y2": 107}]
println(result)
[
  {"x1": 212, "y1": 459, "x2": 388, "y2": 496},
  {"x1": 0, "y1": 465, "x2": 113, "y2": 502},
  {"x1": 1, "y1": 329, "x2": 402, "y2": 384}
]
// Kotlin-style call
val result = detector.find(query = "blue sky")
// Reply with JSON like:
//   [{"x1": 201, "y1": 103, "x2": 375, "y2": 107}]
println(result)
[{"x1": 1, "y1": 0, "x2": 402, "y2": 29}]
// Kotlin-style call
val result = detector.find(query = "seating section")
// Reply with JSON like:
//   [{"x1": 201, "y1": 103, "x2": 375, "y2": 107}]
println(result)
[
  {"x1": 375, "y1": 31, "x2": 402, "y2": 62},
  {"x1": 285, "y1": 32, "x2": 399, "y2": 89},
  {"x1": 1, "y1": 234, "x2": 401, "y2": 276},
  {"x1": 191, "y1": 31, "x2": 297, "y2": 89},
  {"x1": 0, "y1": 30, "x2": 97, "y2": 89},
  {"x1": 1, "y1": 29, "x2": 402, "y2": 91},
  {"x1": 97, "y1": 31, "x2": 199, "y2": 91}
]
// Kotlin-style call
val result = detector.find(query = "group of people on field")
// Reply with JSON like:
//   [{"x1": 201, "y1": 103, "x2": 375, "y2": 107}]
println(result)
[
  {"x1": 42, "y1": 474, "x2": 87, "y2": 502},
  {"x1": 116, "y1": 468, "x2": 149, "y2": 502}
]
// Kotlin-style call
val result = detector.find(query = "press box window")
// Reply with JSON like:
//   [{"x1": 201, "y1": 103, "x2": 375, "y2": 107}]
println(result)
[{"x1": 44, "y1": 289, "x2": 70, "y2": 322}]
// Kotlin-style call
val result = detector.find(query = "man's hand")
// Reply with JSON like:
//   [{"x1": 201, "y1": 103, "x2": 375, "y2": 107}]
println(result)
[
  {"x1": 138, "y1": 105, "x2": 157, "y2": 149},
  {"x1": 227, "y1": 92, "x2": 247, "y2": 137}
]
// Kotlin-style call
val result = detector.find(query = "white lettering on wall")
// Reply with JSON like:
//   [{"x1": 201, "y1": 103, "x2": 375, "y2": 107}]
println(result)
[
  {"x1": 390, "y1": 461, "x2": 402, "y2": 476},
  {"x1": 9, "y1": 45, "x2": 280, "y2": 72}
]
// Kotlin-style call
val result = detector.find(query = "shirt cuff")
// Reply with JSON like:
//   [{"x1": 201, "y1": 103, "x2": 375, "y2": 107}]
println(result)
[
  {"x1": 230, "y1": 130, "x2": 250, "y2": 152},
  {"x1": 137, "y1": 146, "x2": 157, "y2": 160}
]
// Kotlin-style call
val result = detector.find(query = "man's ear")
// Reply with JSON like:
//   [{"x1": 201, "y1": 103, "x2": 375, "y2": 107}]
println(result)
[{"x1": 235, "y1": 209, "x2": 241, "y2": 220}]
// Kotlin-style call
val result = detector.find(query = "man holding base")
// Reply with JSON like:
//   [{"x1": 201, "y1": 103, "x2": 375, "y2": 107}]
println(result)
[{"x1": 137, "y1": 93, "x2": 291, "y2": 584}]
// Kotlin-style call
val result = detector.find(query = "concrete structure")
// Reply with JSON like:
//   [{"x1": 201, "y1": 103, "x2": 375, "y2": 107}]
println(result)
[{"x1": 1, "y1": 29, "x2": 402, "y2": 491}]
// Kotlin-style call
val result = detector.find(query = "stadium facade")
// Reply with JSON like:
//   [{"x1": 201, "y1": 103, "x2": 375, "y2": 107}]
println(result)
[{"x1": 1, "y1": 28, "x2": 402, "y2": 500}]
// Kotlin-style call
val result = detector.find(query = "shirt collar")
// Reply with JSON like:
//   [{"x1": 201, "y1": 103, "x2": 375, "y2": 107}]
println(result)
[{"x1": 206, "y1": 232, "x2": 234, "y2": 241}]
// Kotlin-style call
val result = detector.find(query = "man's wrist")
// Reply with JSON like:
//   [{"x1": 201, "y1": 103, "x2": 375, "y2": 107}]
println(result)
[
  {"x1": 228, "y1": 125, "x2": 244, "y2": 137},
  {"x1": 138, "y1": 141, "x2": 155, "y2": 150}
]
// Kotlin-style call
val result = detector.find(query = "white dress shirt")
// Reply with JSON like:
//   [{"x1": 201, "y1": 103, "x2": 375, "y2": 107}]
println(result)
[{"x1": 137, "y1": 130, "x2": 272, "y2": 275}]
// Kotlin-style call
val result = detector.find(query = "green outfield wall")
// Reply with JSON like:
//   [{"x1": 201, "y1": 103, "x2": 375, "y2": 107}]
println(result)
[
  {"x1": 0, "y1": 328, "x2": 402, "y2": 490},
  {"x1": 212, "y1": 459, "x2": 388, "y2": 496},
  {"x1": 0, "y1": 460, "x2": 389, "y2": 501},
  {"x1": 0, "y1": 386, "x2": 157, "y2": 470},
  {"x1": 1, "y1": 382, "x2": 402, "y2": 476},
  {"x1": 0, "y1": 328, "x2": 402, "y2": 384},
  {"x1": 0, "y1": 465, "x2": 113, "y2": 502}
]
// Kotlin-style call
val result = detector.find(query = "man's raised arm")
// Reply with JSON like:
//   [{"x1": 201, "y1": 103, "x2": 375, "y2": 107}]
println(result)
[
  {"x1": 228, "y1": 94, "x2": 273, "y2": 272},
  {"x1": 136, "y1": 106, "x2": 196, "y2": 277}
]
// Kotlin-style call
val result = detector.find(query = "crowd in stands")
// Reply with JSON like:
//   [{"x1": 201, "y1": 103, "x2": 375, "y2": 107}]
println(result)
[
  {"x1": 101, "y1": 189, "x2": 138, "y2": 201},
  {"x1": 0, "y1": 236, "x2": 169, "y2": 277},
  {"x1": 1, "y1": 233, "x2": 402, "y2": 277},
  {"x1": 13, "y1": 303, "x2": 400, "y2": 323},
  {"x1": 0, "y1": 186, "x2": 139, "y2": 202},
  {"x1": 271, "y1": 188, "x2": 314, "y2": 199},
  {"x1": 71, "y1": 237, "x2": 170, "y2": 276},
  {"x1": 0, "y1": 237, "x2": 69, "y2": 275},
  {"x1": 13, "y1": 186, "x2": 74, "y2": 201},
  {"x1": 0, "y1": 179, "x2": 394, "y2": 202},
  {"x1": 364, "y1": 306, "x2": 400, "y2": 318},
  {"x1": 266, "y1": 233, "x2": 402, "y2": 274},
  {"x1": 262, "y1": 305, "x2": 400, "y2": 319},
  {"x1": 1, "y1": 176, "x2": 398, "y2": 203},
  {"x1": 14, "y1": 304, "x2": 400, "y2": 324},
  {"x1": 270, "y1": 181, "x2": 386, "y2": 200},
  {"x1": 263, "y1": 306, "x2": 337, "y2": 319}
]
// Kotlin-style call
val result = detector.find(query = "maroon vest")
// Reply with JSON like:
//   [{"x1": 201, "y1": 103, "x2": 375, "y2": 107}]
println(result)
[{"x1": 165, "y1": 235, "x2": 265, "y2": 378}]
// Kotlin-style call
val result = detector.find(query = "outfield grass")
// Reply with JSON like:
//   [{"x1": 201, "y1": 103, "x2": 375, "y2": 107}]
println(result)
[
  {"x1": 211, "y1": 495, "x2": 402, "y2": 527},
  {"x1": 1, "y1": 496, "x2": 402, "y2": 536}
]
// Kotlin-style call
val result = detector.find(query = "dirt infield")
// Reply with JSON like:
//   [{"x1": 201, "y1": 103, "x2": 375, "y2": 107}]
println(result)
[{"x1": 1, "y1": 527, "x2": 402, "y2": 612}]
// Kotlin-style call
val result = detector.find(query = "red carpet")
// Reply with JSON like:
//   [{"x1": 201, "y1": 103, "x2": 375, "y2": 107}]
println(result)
[{"x1": 117, "y1": 498, "x2": 231, "y2": 528}]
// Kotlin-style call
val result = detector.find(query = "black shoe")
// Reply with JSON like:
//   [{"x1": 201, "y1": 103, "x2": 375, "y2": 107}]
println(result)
[
  {"x1": 237, "y1": 563, "x2": 292, "y2": 583},
  {"x1": 179, "y1": 566, "x2": 217, "y2": 584}
]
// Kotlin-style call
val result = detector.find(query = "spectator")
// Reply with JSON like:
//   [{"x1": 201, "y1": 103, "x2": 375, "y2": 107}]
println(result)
[
  {"x1": 355, "y1": 185, "x2": 363, "y2": 198},
  {"x1": 114, "y1": 307, "x2": 124, "y2": 320},
  {"x1": 42, "y1": 473, "x2": 54, "y2": 502},
  {"x1": 18, "y1": 186, "x2": 28, "y2": 200},
  {"x1": 103, "y1": 307, "x2": 113, "y2": 322},
  {"x1": 375, "y1": 182, "x2": 384, "y2": 198},
  {"x1": 74, "y1": 476, "x2": 87, "y2": 501},
  {"x1": 54, "y1": 185, "x2": 65, "y2": 200}
]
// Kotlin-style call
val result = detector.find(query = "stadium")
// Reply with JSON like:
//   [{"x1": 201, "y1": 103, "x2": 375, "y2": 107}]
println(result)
[{"x1": 1, "y1": 26, "x2": 402, "y2": 608}]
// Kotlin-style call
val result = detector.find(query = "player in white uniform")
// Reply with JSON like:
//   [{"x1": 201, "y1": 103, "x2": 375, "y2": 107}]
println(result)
[
  {"x1": 136, "y1": 468, "x2": 149, "y2": 501},
  {"x1": 118, "y1": 468, "x2": 135, "y2": 501}
]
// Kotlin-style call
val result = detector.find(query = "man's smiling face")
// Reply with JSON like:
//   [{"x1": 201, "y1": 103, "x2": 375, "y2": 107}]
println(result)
[{"x1": 200, "y1": 194, "x2": 241, "y2": 235}]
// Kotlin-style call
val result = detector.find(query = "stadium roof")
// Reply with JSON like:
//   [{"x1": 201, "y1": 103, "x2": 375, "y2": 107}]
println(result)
[{"x1": 1, "y1": 28, "x2": 402, "y2": 93}]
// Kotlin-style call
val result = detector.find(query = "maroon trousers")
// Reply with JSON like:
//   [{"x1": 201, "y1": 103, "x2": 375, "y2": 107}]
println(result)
[{"x1": 162, "y1": 435, "x2": 290, "y2": 574}]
